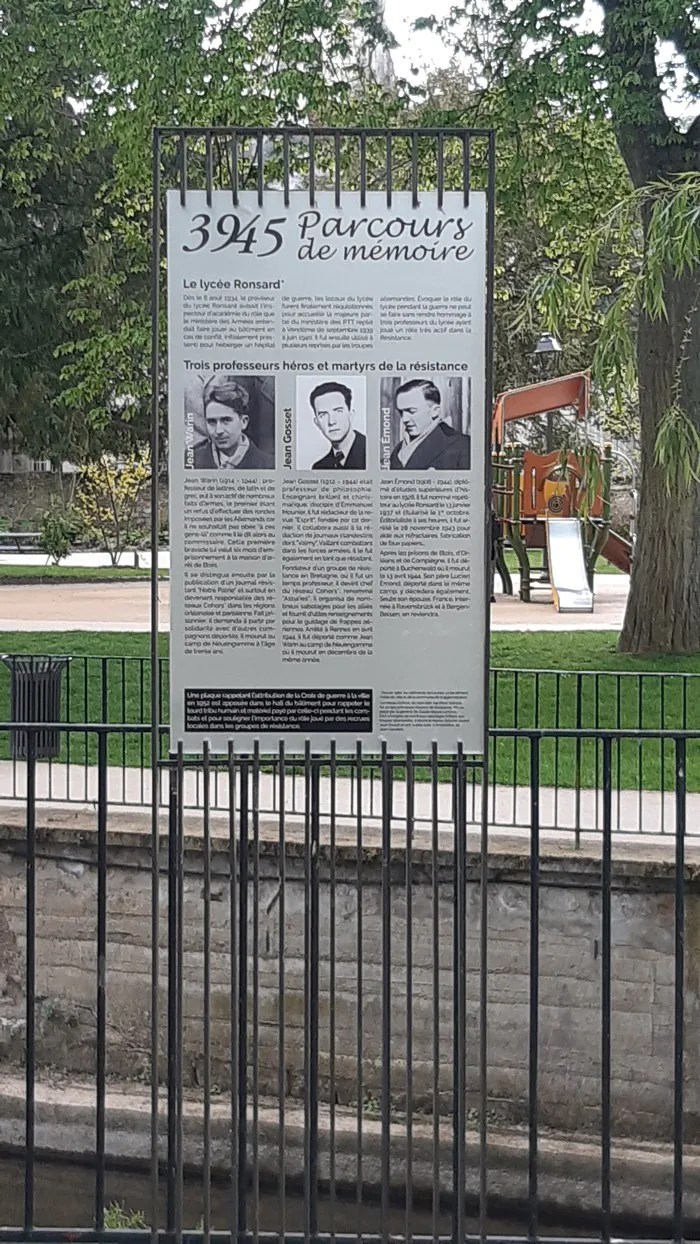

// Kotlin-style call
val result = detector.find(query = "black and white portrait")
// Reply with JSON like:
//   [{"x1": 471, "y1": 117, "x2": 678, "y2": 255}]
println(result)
[
  {"x1": 380, "y1": 375, "x2": 471, "y2": 471},
  {"x1": 184, "y1": 371, "x2": 276, "y2": 471},
  {"x1": 295, "y1": 375, "x2": 367, "y2": 471}
]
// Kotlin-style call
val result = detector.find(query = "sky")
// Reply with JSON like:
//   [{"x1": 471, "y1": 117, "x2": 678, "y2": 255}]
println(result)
[
  {"x1": 381, "y1": 0, "x2": 453, "y2": 81},
  {"x1": 382, "y1": 0, "x2": 696, "y2": 126}
]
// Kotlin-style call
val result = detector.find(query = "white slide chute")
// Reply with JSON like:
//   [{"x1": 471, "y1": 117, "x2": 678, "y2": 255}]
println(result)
[{"x1": 546, "y1": 517, "x2": 594, "y2": 613}]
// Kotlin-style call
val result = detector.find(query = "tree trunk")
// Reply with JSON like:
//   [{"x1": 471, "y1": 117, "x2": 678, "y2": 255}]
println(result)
[
  {"x1": 619, "y1": 269, "x2": 700, "y2": 652},
  {"x1": 599, "y1": 0, "x2": 700, "y2": 651}
]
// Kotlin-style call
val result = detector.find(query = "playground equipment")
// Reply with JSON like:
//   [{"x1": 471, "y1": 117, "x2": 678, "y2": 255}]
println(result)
[
  {"x1": 546, "y1": 517, "x2": 593, "y2": 613},
  {"x1": 492, "y1": 372, "x2": 634, "y2": 610}
]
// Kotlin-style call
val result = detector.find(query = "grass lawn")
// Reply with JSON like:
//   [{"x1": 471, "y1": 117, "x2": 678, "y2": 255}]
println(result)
[
  {"x1": 502, "y1": 548, "x2": 622, "y2": 576},
  {"x1": 488, "y1": 634, "x2": 700, "y2": 795},
  {"x1": 0, "y1": 632, "x2": 167, "y2": 775},
  {"x1": 0, "y1": 565, "x2": 165, "y2": 582},
  {"x1": 0, "y1": 630, "x2": 697, "y2": 791},
  {"x1": 492, "y1": 631, "x2": 700, "y2": 674},
  {"x1": 2, "y1": 552, "x2": 616, "y2": 579}
]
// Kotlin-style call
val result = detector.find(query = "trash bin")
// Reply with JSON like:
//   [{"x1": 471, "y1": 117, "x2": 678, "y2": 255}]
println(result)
[{"x1": 1, "y1": 655, "x2": 71, "y2": 759}]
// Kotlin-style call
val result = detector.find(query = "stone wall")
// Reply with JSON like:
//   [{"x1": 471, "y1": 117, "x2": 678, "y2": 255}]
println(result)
[
  {"x1": 0, "y1": 473, "x2": 168, "y2": 532},
  {"x1": 0, "y1": 809, "x2": 697, "y2": 1149},
  {"x1": 0, "y1": 473, "x2": 71, "y2": 525}
]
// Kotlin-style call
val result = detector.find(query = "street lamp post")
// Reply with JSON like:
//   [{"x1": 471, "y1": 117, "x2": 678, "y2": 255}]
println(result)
[{"x1": 533, "y1": 333, "x2": 563, "y2": 582}]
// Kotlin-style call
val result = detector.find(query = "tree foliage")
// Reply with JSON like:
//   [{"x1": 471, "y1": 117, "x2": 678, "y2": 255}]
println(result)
[
  {"x1": 411, "y1": 69, "x2": 632, "y2": 406},
  {"x1": 425, "y1": 0, "x2": 700, "y2": 392},
  {"x1": 0, "y1": 0, "x2": 393, "y2": 462},
  {"x1": 427, "y1": 0, "x2": 700, "y2": 652},
  {"x1": 0, "y1": 107, "x2": 108, "y2": 459}
]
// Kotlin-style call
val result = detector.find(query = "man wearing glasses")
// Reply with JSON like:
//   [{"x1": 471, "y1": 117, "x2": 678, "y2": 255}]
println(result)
[{"x1": 309, "y1": 381, "x2": 366, "y2": 470}]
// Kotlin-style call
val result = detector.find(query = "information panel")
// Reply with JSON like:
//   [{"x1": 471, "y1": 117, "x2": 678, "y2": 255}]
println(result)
[{"x1": 167, "y1": 189, "x2": 487, "y2": 753}]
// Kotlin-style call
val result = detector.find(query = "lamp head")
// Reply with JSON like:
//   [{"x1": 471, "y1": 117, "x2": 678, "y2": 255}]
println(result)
[{"x1": 533, "y1": 333, "x2": 563, "y2": 357}]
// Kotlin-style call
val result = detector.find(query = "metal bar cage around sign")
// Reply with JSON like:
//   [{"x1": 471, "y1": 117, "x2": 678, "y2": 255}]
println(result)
[
  {"x1": 149, "y1": 123, "x2": 497, "y2": 756},
  {"x1": 149, "y1": 125, "x2": 496, "y2": 1244}
]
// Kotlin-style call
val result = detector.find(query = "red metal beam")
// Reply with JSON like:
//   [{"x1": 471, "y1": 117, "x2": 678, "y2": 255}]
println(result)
[{"x1": 492, "y1": 373, "x2": 590, "y2": 444}]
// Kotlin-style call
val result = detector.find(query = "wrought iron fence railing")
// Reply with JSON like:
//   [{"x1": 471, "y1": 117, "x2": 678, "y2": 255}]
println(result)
[
  {"x1": 1, "y1": 659, "x2": 700, "y2": 838},
  {"x1": 0, "y1": 725, "x2": 692, "y2": 1241},
  {"x1": 3, "y1": 656, "x2": 699, "y2": 734}
]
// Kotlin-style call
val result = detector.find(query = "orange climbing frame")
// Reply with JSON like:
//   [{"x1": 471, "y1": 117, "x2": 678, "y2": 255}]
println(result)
[
  {"x1": 518, "y1": 448, "x2": 604, "y2": 524},
  {"x1": 492, "y1": 372, "x2": 591, "y2": 447}
]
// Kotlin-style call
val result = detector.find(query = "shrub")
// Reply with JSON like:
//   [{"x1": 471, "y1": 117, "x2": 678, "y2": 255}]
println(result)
[
  {"x1": 38, "y1": 503, "x2": 81, "y2": 565},
  {"x1": 76, "y1": 451, "x2": 151, "y2": 566},
  {"x1": 104, "y1": 1203, "x2": 148, "y2": 1229}
]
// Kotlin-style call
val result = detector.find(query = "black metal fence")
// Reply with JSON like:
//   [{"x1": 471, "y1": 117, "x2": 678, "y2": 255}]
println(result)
[
  {"x1": 4, "y1": 657, "x2": 700, "y2": 734},
  {"x1": 1, "y1": 659, "x2": 700, "y2": 838},
  {"x1": 0, "y1": 724, "x2": 694, "y2": 1241}
]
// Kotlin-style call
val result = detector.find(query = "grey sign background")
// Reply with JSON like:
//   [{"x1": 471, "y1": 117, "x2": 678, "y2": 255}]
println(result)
[{"x1": 167, "y1": 190, "x2": 487, "y2": 753}]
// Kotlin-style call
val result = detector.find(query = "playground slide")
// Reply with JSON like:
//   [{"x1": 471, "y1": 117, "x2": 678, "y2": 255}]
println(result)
[
  {"x1": 601, "y1": 528, "x2": 632, "y2": 574},
  {"x1": 545, "y1": 517, "x2": 594, "y2": 613}
]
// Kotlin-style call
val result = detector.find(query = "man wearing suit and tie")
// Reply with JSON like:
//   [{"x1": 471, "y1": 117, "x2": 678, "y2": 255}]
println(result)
[
  {"x1": 389, "y1": 378, "x2": 471, "y2": 471},
  {"x1": 310, "y1": 382, "x2": 367, "y2": 470}
]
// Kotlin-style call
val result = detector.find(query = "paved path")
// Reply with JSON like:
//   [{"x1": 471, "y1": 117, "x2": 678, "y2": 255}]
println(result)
[
  {"x1": 0, "y1": 582, "x2": 170, "y2": 632},
  {"x1": 0, "y1": 758, "x2": 690, "y2": 841},
  {"x1": 0, "y1": 574, "x2": 629, "y2": 633},
  {"x1": 0, "y1": 550, "x2": 169, "y2": 568},
  {"x1": 495, "y1": 572, "x2": 628, "y2": 631}
]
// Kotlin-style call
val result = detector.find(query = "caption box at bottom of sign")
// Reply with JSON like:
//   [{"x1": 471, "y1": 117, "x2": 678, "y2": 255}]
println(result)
[{"x1": 184, "y1": 688, "x2": 373, "y2": 733}]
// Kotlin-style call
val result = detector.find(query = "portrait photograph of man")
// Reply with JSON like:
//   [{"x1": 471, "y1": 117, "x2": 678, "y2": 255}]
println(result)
[
  {"x1": 184, "y1": 372, "x2": 275, "y2": 470},
  {"x1": 381, "y1": 376, "x2": 471, "y2": 471},
  {"x1": 295, "y1": 376, "x2": 367, "y2": 471}
]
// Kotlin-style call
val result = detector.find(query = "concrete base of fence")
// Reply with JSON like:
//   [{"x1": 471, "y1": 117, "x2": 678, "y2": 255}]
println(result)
[{"x1": 0, "y1": 1071, "x2": 697, "y2": 1230}]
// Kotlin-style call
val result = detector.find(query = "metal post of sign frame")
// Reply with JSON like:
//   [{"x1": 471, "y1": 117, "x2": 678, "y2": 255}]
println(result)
[{"x1": 150, "y1": 125, "x2": 496, "y2": 1241}]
